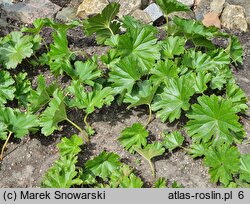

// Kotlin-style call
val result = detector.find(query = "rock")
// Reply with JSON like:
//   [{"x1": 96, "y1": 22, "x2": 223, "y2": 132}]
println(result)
[
  {"x1": 77, "y1": 0, "x2": 107, "y2": 19},
  {"x1": 56, "y1": 7, "x2": 77, "y2": 23},
  {"x1": 221, "y1": 4, "x2": 248, "y2": 32},
  {"x1": 144, "y1": 3, "x2": 163, "y2": 22},
  {"x1": 141, "y1": 0, "x2": 150, "y2": 9},
  {"x1": 69, "y1": 0, "x2": 82, "y2": 7},
  {"x1": 0, "y1": 18, "x2": 8, "y2": 27},
  {"x1": 110, "y1": 0, "x2": 141, "y2": 17},
  {"x1": 131, "y1": 9, "x2": 152, "y2": 24},
  {"x1": 227, "y1": 0, "x2": 250, "y2": 25},
  {"x1": 0, "y1": 0, "x2": 61, "y2": 24},
  {"x1": 210, "y1": 0, "x2": 225, "y2": 15},
  {"x1": 193, "y1": 0, "x2": 212, "y2": 20},
  {"x1": 169, "y1": 10, "x2": 195, "y2": 20},
  {"x1": 177, "y1": 0, "x2": 194, "y2": 7},
  {"x1": 77, "y1": 0, "x2": 142, "y2": 19},
  {"x1": 202, "y1": 12, "x2": 221, "y2": 28}
]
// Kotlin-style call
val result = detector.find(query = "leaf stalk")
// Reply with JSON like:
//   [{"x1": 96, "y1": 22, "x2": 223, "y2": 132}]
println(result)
[
  {"x1": 66, "y1": 118, "x2": 89, "y2": 143},
  {"x1": 0, "y1": 132, "x2": 12, "y2": 160}
]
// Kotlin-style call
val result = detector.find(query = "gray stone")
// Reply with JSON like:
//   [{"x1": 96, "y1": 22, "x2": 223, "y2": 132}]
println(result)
[
  {"x1": 77, "y1": 0, "x2": 142, "y2": 19},
  {"x1": 56, "y1": 7, "x2": 77, "y2": 23},
  {"x1": 131, "y1": 9, "x2": 152, "y2": 24},
  {"x1": 177, "y1": 0, "x2": 194, "y2": 7},
  {"x1": 221, "y1": 4, "x2": 248, "y2": 32},
  {"x1": 0, "y1": 18, "x2": 8, "y2": 27},
  {"x1": 169, "y1": 11, "x2": 195, "y2": 20},
  {"x1": 0, "y1": 0, "x2": 61, "y2": 24},
  {"x1": 227, "y1": 0, "x2": 250, "y2": 25},
  {"x1": 210, "y1": 0, "x2": 225, "y2": 15},
  {"x1": 141, "y1": 0, "x2": 150, "y2": 9},
  {"x1": 69, "y1": 0, "x2": 82, "y2": 7},
  {"x1": 110, "y1": 0, "x2": 141, "y2": 17},
  {"x1": 144, "y1": 3, "x2": 163, "y2": 22},
  {"x1": 193, "y1": 0, "x2": 212, "y2": 20}
]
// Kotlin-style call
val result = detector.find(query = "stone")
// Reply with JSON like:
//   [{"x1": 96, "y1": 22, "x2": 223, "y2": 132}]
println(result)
[
  {"x1": 177, "y1": 0, "x2": 194, "y2": 7},
  {"x1": 169, "y1": 11, "x2": 195, "y2": 20},
  {"x1": 69, "y1": 0, "x2": 82, "y2": 7},
  {"x1": 141, "y1": 0, "x2": 150, "y2": 9},
  {"x1": 56, "y1": 7, "x2": 77, "y2": 23},
  {"x1": 144, "y1": 3, "x2": 163, "y2": 22},
  {"x1": 227, "y1": 0, "x2": 250, "y2": 25},
  {"x1": 202, "y1": 12, "x2": 221, "y2": 28},
  {"x1": 0, "y1": 0, "x2": 61, "y2": 24},
  {"x1": 131, "y1": 9, "x2": 152, "y2": 24},
  {"x1": 193, "y1": 0, "x2": 212, "y2": 20},
  {"x1": 77, "y1": 0, "x2": 107, "y2": 19},
  {"x1": 110, "y1": 0, "x2": 141, "y2": 17},
  {"x1": 210, "y1": 0, "x2": 225, "y2": 15},
  {"x1": 221, "y1": 4, "x2": 248, "y2": 32},
  {"x1": 77, "y1": 0, "x2": 142, "y2": 19},
  {"x1": 0, "y1": 18, "x2": 8, "y2": 27}
]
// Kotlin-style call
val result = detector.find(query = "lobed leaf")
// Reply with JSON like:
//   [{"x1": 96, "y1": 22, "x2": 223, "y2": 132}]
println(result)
[
  {"x1": 204, "y1": 145, "x2": 240, "y2": 186},
  {"x1": 186, "y1": 95, "x2": 245, "y2": 146},
  {"x1": 119, "y1": 123, "x2": 148, "y2": 153}
]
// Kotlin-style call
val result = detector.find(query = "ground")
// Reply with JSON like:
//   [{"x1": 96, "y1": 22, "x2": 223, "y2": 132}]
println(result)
[{"x1": 0, "y1": 21, "x2": 249, "y2": 188}]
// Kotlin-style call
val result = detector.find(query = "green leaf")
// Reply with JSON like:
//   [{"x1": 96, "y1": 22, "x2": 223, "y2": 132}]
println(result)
[
  {"x1": 74, "y1": 57, "x2": 102, "y2": 86},
  {"x1": 0, "y1": 32, "x2": 34, "y2": 69},
  {"x1": 0, "y1": 107, "x2": 38, "y2": 139},
  {"x1": 117, "y1": 24, "x2": 160, "y2": 72},
  {"x1": 210, "y1": 66, "x2": 233, "y2": 90},
  {"x1": 14, "y1": 72, "x2": 32, "y2": 106},
  {"x1": 109, "y1": 165, "x2": 133, "y2": 187},
  {"x1": 39, "y1": 89, "x2": 68, "y2": 136},
  {"x1": 28, "y1": 75, "x2": 58, "y2": 113},
  {"x1": 162, "y1": 36, "x2": 186, "y2": 59},
  {"x1": 150, "y1": 59, "x2": 178, "y2": 86},
  {"x1": 187, "y1": 143, "x2": 210, "y2": 158},
  {"x1": 188, "y1": 72, "x2": 211, "y2": 93},
  {"x1": 42, "y1": 154, "x2": 82, "y2": 188},
  {"x1": 85, "y1": 151, "x2": 122, "y2": 179},
  {"x1": 134, "y1": 142, "x2": 165, "y2": 160},
  {"x1": 154, "y1": 177, "x2": 167, "y2": 188},
  {"x1": 57, "y1": 135, "x2": 83, "y2": 157},
  {"x1": 67, "y1": 82, "x2": 114, "y2": 114},
  {"x1": 152, "y1": 76, "x2": 195, "y2": 123},
  {"x1": 21, "y1": 18, "x2": 47, "y2": 34},
  {"x1": 124, "y1": 80, "x2": 157, "y2": 109},
  {"x1": 0, "y1": 70, "x2": 16, "y2": 105},
  {"x1": 186, "y1": 95, "x2": 245, "y2": 146},
  {"x1": 162, "y1": 131, "x2": 184, "y2": 151},
  {"x1": 172, "y1": 16, "x2": 223, "y2": 40},
  {"x1": 134, "y1": 142, "x2": 165, "y2": 177},
  {"x1": 172, "y1": 180, "x2": 184, "y2": 188},
  {"x1": 0, "y1": 122, "x2": 8, "y2": 140},
  {"x1": 47, "y1": 29, "x2": 74, "y2": 77},
  {"x1": 66, "y1": 80, "x2": 87, "y2": 109},
  {"x1": 204, "y1": 145, "x2": 240, "y2": 186},
  {"x1": 182, "y1": 50, "x2": 214, "y2": 72},
  {"x1": 119, "y1": 173, "x2": 143, "y2": 188},
  {"x1": 156, "y1": 0, "x2": 190, "y2": 15},
  {"x1": 110, "y1": 165, "x2": 143, "y2": 188},
  {"x1": 119, "y1": 123, "x2": 149, "y2": 153},
  {"x1": 239, "y1": 154, "x2": 250, "y2": 183},
  {"x1": 83, "y1": 3, "x2": 120, "y2": 44},
  {"x1": 108, "y1": 56, "x2": 142, "y2": 95},
  {"x1": 227, "y1": 36, "x2": 243, "y2": 65},
  {"x1": 226, "y1": 83, "x2": 248, "y2": 113}
]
